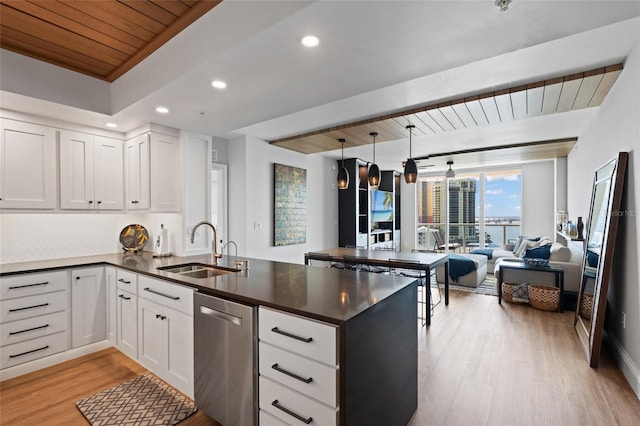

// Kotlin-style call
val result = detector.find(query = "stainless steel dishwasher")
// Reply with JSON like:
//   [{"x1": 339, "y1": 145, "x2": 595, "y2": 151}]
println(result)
[{"x1": 194, "y1": 292, "x2": 257, "y2": 426}]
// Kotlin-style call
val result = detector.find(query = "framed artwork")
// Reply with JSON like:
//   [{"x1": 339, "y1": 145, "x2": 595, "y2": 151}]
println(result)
[{"x1": 273, "y1": 163, "x2": 307, "y2": 246}]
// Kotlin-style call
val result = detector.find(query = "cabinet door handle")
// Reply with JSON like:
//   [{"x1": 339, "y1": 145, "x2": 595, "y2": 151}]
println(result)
[
  {"x1": 9, "y1": 345, "x2": 49, "y2": 358},
  {"x1": 9, "y1": 324, "x2": 50, "y2": 335},
  {"x1": 8, "y1": 281, "x2": 49, "y2": 290},
  {"x1": 271, "y1": 400, "x2": 313, "y2": 424},
  {"x1": 9, "y1": 303, "x2": 49, "y2": 312},
  {"x1": 88, "y1": 200, "x2": 93, "y2": 204},
  {"x1": 118, "y1": 294, "x2": 131, "y2": 300},
  {"x1": 271, "y1": 327, "x2": 313, "y2": 343},
  {"x1": 143, "y1": 287, "x2": 179, "y2": 300},
  {"x1": 97, "y1": 201, "x2": 102, "y2": 204},
  {"x1": 118, "y1": 278, "x2": 131, "y2": 284},
  {"x1": 271, "y1": 363, "x2": 313, "y2": 383}
]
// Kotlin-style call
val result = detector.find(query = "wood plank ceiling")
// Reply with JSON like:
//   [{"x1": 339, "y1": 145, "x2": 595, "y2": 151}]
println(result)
[
  {"x1": 0, "y1": 0, "x2": 221, "y2": 82},
  {"x1": 271, "y1": 64, "x2": 623, "y2": 155}
]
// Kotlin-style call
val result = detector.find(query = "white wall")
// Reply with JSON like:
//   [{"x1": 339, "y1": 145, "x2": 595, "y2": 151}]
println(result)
[
  {"x1": 568, "y1": 40, "x2": 640, "y2": 397},
  {"x1": 521, "y1": 161, "x2": 556, "y2": 238},
  {"x1": 227, "y1": 135, "x2": 338, "y2": 264}
]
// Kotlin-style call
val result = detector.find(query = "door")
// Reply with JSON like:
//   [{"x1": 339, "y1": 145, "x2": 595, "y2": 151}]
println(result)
[
  {"x1": 94, "y1": 136, "x2": 123, "y2": 210},
  {"x1": 60, "y1": 130, "x2": 95, "y2": 209},
  {"x1": 150, "y1": 132, "x2": 179, "y2": 211},
  {"x1": 137, "y1": 297, "x2": 163, "y2": 372},
  {"x1": 164, "y1": 305, "x2": 193, "y2": 397},
  {"x1": 71, "y1": 267, "x2": 106, "y2": 348},
  {"x1": 0, "y1": 119, "x2": 56, "y2": 209},
  {"x1": 116, "y1": 289, "x2": 137, "y2": 358},
  {"x1": 105, "y1": 267, "x2": 117, "y2": 345},
  {"x1": 125, "y1": 134, "x2": 150, "y2": 210}
]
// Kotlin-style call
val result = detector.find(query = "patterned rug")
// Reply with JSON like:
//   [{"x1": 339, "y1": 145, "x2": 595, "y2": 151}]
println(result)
[
  {"x1": 434, "y1": 274, "x2": 498, "y2": 297},
  {"x1": 76, "y1": 374, "x2": 197, "y2": 425}
]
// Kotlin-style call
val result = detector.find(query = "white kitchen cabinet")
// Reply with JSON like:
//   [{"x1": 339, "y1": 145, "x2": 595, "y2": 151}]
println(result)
[
  {"x1": 125, "y1": 133, "x2": 150, "y2": 210},
  {"x1": 150, "y1": 132, "x2": 180, "y2": 211},
  {"x1": 138, "y1": 275, "x2": 193, "y2": 397},
  {"x1": 60, "y1": 130, "x2": 123, "y2": 210},
  {"x1": 0, "y1": 119, "x2": 57, "y2": 209},
  {"x1": 258, "y1": 307, "x2": 339, "y2": 425},
  {"x1": 116, "y1": 287, "x2": 138, "y2": 359},
  {"x1": 71, "y1": 267, "x2": 106, "y2": 348},
  {"x1": 0, "y1": 270, "x2": 69, "y2": 368},
  {"x1": 105, "y1": 267, "x2": 117, "y2": 345},
  {"x1": 125, "y1": 128, "x2": 181, "y2": 212}
]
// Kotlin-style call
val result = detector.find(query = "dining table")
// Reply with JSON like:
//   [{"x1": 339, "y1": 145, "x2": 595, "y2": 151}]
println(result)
[{"x1": 305, "y1": 248, "x2": 450, "y2": 325}]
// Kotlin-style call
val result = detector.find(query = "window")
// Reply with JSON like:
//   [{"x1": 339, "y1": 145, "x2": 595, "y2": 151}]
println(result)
[{"x1": 417, "y1": 168, "x2": 521, "y2": 251}]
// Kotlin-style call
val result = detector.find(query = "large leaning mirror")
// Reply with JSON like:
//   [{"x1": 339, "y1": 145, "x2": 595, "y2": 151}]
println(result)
[{"x1": 574, "y1": 152, "x2": 628, "y2": 367}]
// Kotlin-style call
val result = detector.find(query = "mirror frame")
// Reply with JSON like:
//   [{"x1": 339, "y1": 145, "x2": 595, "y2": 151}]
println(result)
[{"x1": 574, "y1": 152, "x2": 628, "y2": 367}]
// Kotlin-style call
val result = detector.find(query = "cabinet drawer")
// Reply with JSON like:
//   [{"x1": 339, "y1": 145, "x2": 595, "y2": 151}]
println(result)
[
  {"x1": 0, "y1": 291, "x2": 67, "y2": 323},
  {"x1": 0, "y1": 270, "x2": 68, "y2": 300},
  {"x1": 0, "y1": 311, "x2": 67, "y2": 347},
  {"x1": 259, "y1": 376, "x2": 338, "y2": 426},
  {"x1": 138, "y1": 275, "x2": 193, "y2": 315},
  {"x1": 0, "y1": 331, "x2": 68, "y2": 369},
  {"x1": 259, "y1": 409, "x2": 289, "y2": 426},
  {"x1": 116, "y1": 269, "x2": 138, "y2": 294},
  {"x1": 259, "y1": 307, "x2": 338, "y2": 366},
  {"x1": 259, "y1": 342, "x2": 338, "y2": 407}
]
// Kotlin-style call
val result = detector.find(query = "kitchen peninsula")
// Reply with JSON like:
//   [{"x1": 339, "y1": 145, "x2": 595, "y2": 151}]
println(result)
[{"x1": 0, "y1": 252, "x2": 418, "y2": 426}]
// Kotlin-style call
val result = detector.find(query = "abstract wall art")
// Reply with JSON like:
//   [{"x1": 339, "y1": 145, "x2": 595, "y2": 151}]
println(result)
[{"x1": 273, "y1": 163, "x2": 307, "y2": 246}]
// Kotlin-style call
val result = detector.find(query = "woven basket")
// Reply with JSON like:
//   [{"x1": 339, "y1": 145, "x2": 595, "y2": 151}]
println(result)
[
  {"x1": 529, "y1": 284, "x2": 560, "y2": 311},
  {"x1": 580, "y1": 293, "x2": 594, "y2": 319},
  {"x1": 502, "y1": 282, "x2": 526, "y2": 304}
]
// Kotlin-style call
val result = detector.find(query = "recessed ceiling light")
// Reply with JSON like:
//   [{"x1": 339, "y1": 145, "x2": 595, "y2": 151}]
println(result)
[
  {"x1": 211, "y1": 80, "x2": 227, "y2": 89},
  {"x1": 105, "y1": 122, "x2": 118, "y2": 128},
  {"x1": 300, "y1": 35, "x2": 320, "y2": 48},
  {"x1": 155, "y1": 106, "x2": 169, "y2": 114}
]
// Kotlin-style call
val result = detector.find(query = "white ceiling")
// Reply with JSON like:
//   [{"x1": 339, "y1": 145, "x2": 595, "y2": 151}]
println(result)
[{"x1": 1, "y1": 0, "x2": 640, "y2": 173}]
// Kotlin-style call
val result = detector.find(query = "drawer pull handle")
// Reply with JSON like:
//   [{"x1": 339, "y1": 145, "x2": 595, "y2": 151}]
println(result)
[
  {"x1": 144, "y1": 287, "x2": 180, "y2": 300},
  {"x1": 272, "y1": 363, "x2": 313, "y2": 384},
  {"x1": 155, "y1": 314, "x2": 167, "y2": 320},
  {"x1": 8, "y1": 281, "x2": 49, "y2": 290},
  {"x1": 9, "y1": 345, "x2": 49, "y2": 358},
  {"x1": 9, "y1": 303, "x2": 49, "y2": 313},
  {"x1": 118, "y1": 278, "x2": 131, "y2": 284},
  {"x1": 271, "y1": 327, "x2": 313, "y2": 343},
  {"x1": 9, "y1": 324, "x2": 50, "y2": 335},
  {"x1": 272, "y1": 400, "x2": 312, "y2": 424},
  {"x1": 118, "y1": 294, "x2": 131, "y2": 300}
]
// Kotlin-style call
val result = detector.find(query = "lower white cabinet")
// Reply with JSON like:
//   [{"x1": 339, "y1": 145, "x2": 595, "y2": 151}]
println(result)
[
  {"x1": 105, "y1": 267, "x2": 117, "y2": 345},
  {"x1": 0, "y1": 270, "x2": 69, "y2": 369},
  {"x1": 71, "y1": 267, "x2": 106, "y2": 348},
  {"x1": 116, "y1": 287, "x2": 138, "y2": 359},
  {"x1": 138, "y1": 297, "x2": 193, "y2": 397},
  {"x1": 137, "y1": 275, "x2": 194, "y2": 397}
]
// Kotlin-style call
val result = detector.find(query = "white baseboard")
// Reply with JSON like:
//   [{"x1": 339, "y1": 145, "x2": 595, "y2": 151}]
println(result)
[
  {"x1": 604, "y1": 330, "x2": 640, "y2": 400},
  {"x1": 0, "y1": 340, "x2": 112, "y2": 382}
]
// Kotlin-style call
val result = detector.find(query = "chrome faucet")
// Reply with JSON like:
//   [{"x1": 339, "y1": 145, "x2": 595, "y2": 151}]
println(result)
[{"x1": 191, "y1": 221, "x2": 223, "y2": 265}]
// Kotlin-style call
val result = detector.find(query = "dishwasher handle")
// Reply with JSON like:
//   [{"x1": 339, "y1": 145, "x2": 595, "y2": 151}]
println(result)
[{"x1": 199, "y1": 305, "x2": 242, "y2": 326}]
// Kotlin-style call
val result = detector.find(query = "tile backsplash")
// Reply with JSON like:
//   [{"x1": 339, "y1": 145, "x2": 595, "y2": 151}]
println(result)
[{"x1": 0, "y1": 213, "x2": 183, "y2": 264}]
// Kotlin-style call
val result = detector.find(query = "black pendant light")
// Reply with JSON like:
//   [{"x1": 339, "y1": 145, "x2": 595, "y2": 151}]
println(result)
[
  {"x1": 337, "y1": 138, "x2": 349, "y2": 190},
  {"x1": 368, "y1": 132, "x2": 381, "y2": 188},
  {"x1": 445, "y1": 161, "x2": 456, "y2": 178},
  {"x1": 404, "y1": 124, "x2": 417, "y2": 184}
]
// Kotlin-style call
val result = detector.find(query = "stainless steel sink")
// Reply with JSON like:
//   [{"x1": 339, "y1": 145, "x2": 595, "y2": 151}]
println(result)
[{"x1": 157, "y1": 263, "x2": 239, "y2": 278}]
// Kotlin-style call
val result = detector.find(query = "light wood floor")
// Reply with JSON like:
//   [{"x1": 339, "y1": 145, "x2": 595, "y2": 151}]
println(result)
[{"x1": 1, "y1": 290, "x2": 639, "y2": 425}]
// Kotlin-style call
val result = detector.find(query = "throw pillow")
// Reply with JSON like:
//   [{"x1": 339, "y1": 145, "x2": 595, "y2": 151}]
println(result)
[
  {"x1": 549, "y1": 243, "x2": 571, "y2": 262},
  {"x1": 512, "y1": 282, "x2": 529, "y2": 303},
  {"x1": 523, "y1": 244, "x2": 552, "y2": 259}
]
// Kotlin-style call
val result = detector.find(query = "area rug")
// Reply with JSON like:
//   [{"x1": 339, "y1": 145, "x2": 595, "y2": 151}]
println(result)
[
  {"x1": 76, "y1": 373, "x2": 197, "y2": 426},
  {"x1": 432, "y1": 274, "x2": 498, "y2": 297}
]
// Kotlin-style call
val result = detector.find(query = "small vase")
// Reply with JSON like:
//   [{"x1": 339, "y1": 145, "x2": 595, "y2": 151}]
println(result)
[{"x1": 577, "y1": 216, "x2": 584, "y2": 240}]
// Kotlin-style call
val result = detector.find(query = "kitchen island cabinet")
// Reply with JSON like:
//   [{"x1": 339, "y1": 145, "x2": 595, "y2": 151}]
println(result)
[{"x1": 0, "y1": 253, "x2": 418, "y2": 426}]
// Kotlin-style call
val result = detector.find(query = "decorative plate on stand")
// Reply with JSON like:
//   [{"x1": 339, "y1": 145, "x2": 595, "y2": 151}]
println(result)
[{"x1": 119, "y1": 224, "x2": 149, "y2": 253}]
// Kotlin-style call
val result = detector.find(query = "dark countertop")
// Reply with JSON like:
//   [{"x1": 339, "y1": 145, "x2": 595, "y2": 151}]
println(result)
[{"x1": 0, "y1": 252, "x2": 415, "y2": 325}]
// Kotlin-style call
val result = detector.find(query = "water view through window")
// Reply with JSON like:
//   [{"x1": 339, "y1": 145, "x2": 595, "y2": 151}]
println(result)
[{"x1": 417, "y1": 169, "x2": 521, "y2": 251}]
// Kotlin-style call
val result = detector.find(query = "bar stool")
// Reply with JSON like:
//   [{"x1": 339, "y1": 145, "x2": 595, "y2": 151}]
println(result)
[{"x1": 389, "y1": 259, "x2": 431, "y2": 326}]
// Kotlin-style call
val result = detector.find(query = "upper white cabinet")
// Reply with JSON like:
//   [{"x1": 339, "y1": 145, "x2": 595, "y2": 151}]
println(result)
[
  {"x1": 0, "y1": 119, "x2": 57, "y2": 209},
  {"x1": 60, "y1": 130, "x2": 123, "y2": 210},
  {"x1": 125, "y1": 134, "x2": 150, "y2": 210},
  {"x1": 150, "y1": 132, "x2": 180, "y2": 211},
  {"x1": 125, "y1": 129, "x2": 179, "y2": 212}
]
